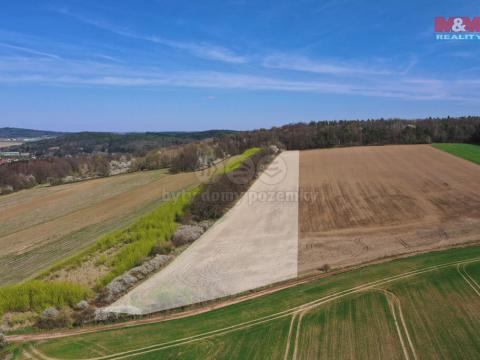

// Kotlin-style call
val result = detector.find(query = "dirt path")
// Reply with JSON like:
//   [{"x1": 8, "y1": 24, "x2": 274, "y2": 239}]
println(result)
[{"x1": 27, "y1": 257, "x2": 480, "y2": 360}]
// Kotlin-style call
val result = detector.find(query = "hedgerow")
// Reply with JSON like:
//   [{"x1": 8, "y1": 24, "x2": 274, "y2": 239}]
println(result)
[{"x1": 188, "y1": 147, "x2": 273, "y2": 220}]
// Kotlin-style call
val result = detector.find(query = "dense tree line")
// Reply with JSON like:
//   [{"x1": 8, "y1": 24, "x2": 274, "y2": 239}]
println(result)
[
  {"x1": 16, "y1": 130, "x2": 236, "y2": 156},
  {"x1": 215, "y1": 117, "x2": 480, "y2": 153},
  {"x1": 135, "y1": 142, "x2": 224, "y2": 173},
  {"x1": 1, "y1": 117, "x2": 479, "y2": 195}
]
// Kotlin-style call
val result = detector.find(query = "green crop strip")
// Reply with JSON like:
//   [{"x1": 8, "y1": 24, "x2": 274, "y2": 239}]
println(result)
[{"x1": 432, "y1": 143, "x2": 480, "y2": 165}]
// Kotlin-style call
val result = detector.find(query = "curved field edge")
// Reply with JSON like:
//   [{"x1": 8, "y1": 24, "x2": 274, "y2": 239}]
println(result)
[
  {"x1": 432, "y1": 143, "x2": 480, "y2": 164},
  {"x1": 28, "y1": 244, "x2": 480, "y2": 359}
]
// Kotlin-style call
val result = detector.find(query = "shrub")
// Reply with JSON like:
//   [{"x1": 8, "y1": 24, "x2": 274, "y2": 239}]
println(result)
[
  {"x1": 0, "y1": 281, "x2": 90, "y2": 317},
  {"x1": 72, "y1": 306, "x2": 96, "y2": 326},
  {"x1": 0, "y1": 333, "x2": 7, "y2": 349},
  {"x1": 319, "y1": 264, "x2": 331, "y2": 273},
  {"x1": 37, "y1": 308, "x2": 73, "y2": 329}
]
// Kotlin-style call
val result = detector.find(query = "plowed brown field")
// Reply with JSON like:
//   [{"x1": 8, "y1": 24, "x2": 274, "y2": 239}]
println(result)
[
  {"x1": 0, "y1": 169, "x2": 200, "y2": 284},
  {"x1": 299, "y1": 145, "x2": 480, "y2": 274}
]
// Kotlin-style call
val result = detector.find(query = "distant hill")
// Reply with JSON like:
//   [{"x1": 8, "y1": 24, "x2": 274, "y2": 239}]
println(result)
[
  {"x1": 15, "y1": 129, "x2": 236, "y2": 155},
  {"x1": 0, "y1": 127, "x2": 63, "y2": 139}
]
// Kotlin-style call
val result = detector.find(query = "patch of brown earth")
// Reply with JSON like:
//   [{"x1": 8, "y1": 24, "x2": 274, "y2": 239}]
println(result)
[{"x1": 299, "y1": 145, "x2": 480, "y2": 273}]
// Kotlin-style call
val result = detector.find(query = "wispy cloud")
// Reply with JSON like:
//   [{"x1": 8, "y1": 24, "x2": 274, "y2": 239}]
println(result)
[
  {"x1": 0, "y1": 12, "x2": 476, "y2": 103},
  {"x1": 0, "y1": 55, "x2": 476, "y2": 102},
  {"x1": 56, "y1": 8, "x2": 248, "y2": 64},
  {"x1": 0, "y1": 42, "x2": 62, "y2": 60},
  {"x1": 262, "y1": 54, "x2": 392, "y2": 76}
]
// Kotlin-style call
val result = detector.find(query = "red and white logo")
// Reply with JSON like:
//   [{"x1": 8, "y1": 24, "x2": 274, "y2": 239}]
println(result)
[{"x1": 435, "y1": 17, "x2": 480, "y2": 40}]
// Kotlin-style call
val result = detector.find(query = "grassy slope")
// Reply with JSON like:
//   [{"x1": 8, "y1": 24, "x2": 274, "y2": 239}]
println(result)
[
  {"x1": 432, "y1": 143, "x2": 480, "y2": 164},
  {"x1": 33, "y1": 245, "x2": 480, "y2": 359}
]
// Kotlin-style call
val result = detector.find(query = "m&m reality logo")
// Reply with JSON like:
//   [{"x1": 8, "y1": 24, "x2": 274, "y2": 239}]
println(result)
[{"x1": 435, "y1": 17, "x2": 480, "y2": 40}]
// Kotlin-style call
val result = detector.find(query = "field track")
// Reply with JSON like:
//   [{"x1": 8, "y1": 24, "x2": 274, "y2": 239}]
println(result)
[
  {"x1": 299, "y1": 144, "x2": 480, "y2": 273},
  {"x1": 18, "y1": 255, "x2": 480, "y2": 359}
]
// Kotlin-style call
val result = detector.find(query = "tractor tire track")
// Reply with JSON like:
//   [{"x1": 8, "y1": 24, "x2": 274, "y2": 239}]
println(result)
[{"x1": 457, "y1": 263, "x2": 480, "y2": 296}]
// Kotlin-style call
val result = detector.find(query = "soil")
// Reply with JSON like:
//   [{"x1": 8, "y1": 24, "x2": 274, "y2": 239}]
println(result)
[{"x1": 298, "y1": 145, "x2": 480, "y2": 273}]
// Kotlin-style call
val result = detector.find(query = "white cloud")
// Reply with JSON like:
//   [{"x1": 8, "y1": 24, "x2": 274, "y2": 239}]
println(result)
[
  {"x1": 57, "y1": 9, "x2": 247, "y2": 64},
  {"x1": 0, "y1": 42, "x2": 62, "y2": 60},
  {"x1": 0, "y1": 55, "x2": 476, "y2": 102},
  {"x1": 262, "y1": 54, "x2": 392, "y2": 76}
]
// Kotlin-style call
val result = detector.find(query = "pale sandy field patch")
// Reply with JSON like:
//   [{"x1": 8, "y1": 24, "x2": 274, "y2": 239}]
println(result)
[{"x1": 107, "y1": 151, "x2": 300, "y2": 315}]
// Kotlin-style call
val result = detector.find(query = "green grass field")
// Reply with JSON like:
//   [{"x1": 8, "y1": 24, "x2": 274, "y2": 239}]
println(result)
[
  {"x1": 295, "y1": 292, "x2": 403, "y2": 360},
  {"x1": 11, "y1": 245, "x2": 480, "y2": 359},
  {"x1": 133, "y1": 319, "x2": 292, "y2": 360},
  {"x1": 386, "y1": 268, "x2": 480, "y2": 359},
  {"x1": 432, "y1": 143, "x2": 480, "y2": 164}
]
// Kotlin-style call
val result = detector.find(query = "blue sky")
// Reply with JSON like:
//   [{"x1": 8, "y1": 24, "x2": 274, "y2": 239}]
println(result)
[{"x1": 0, "y1": 0, "x2": 479, "y2": 132}]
